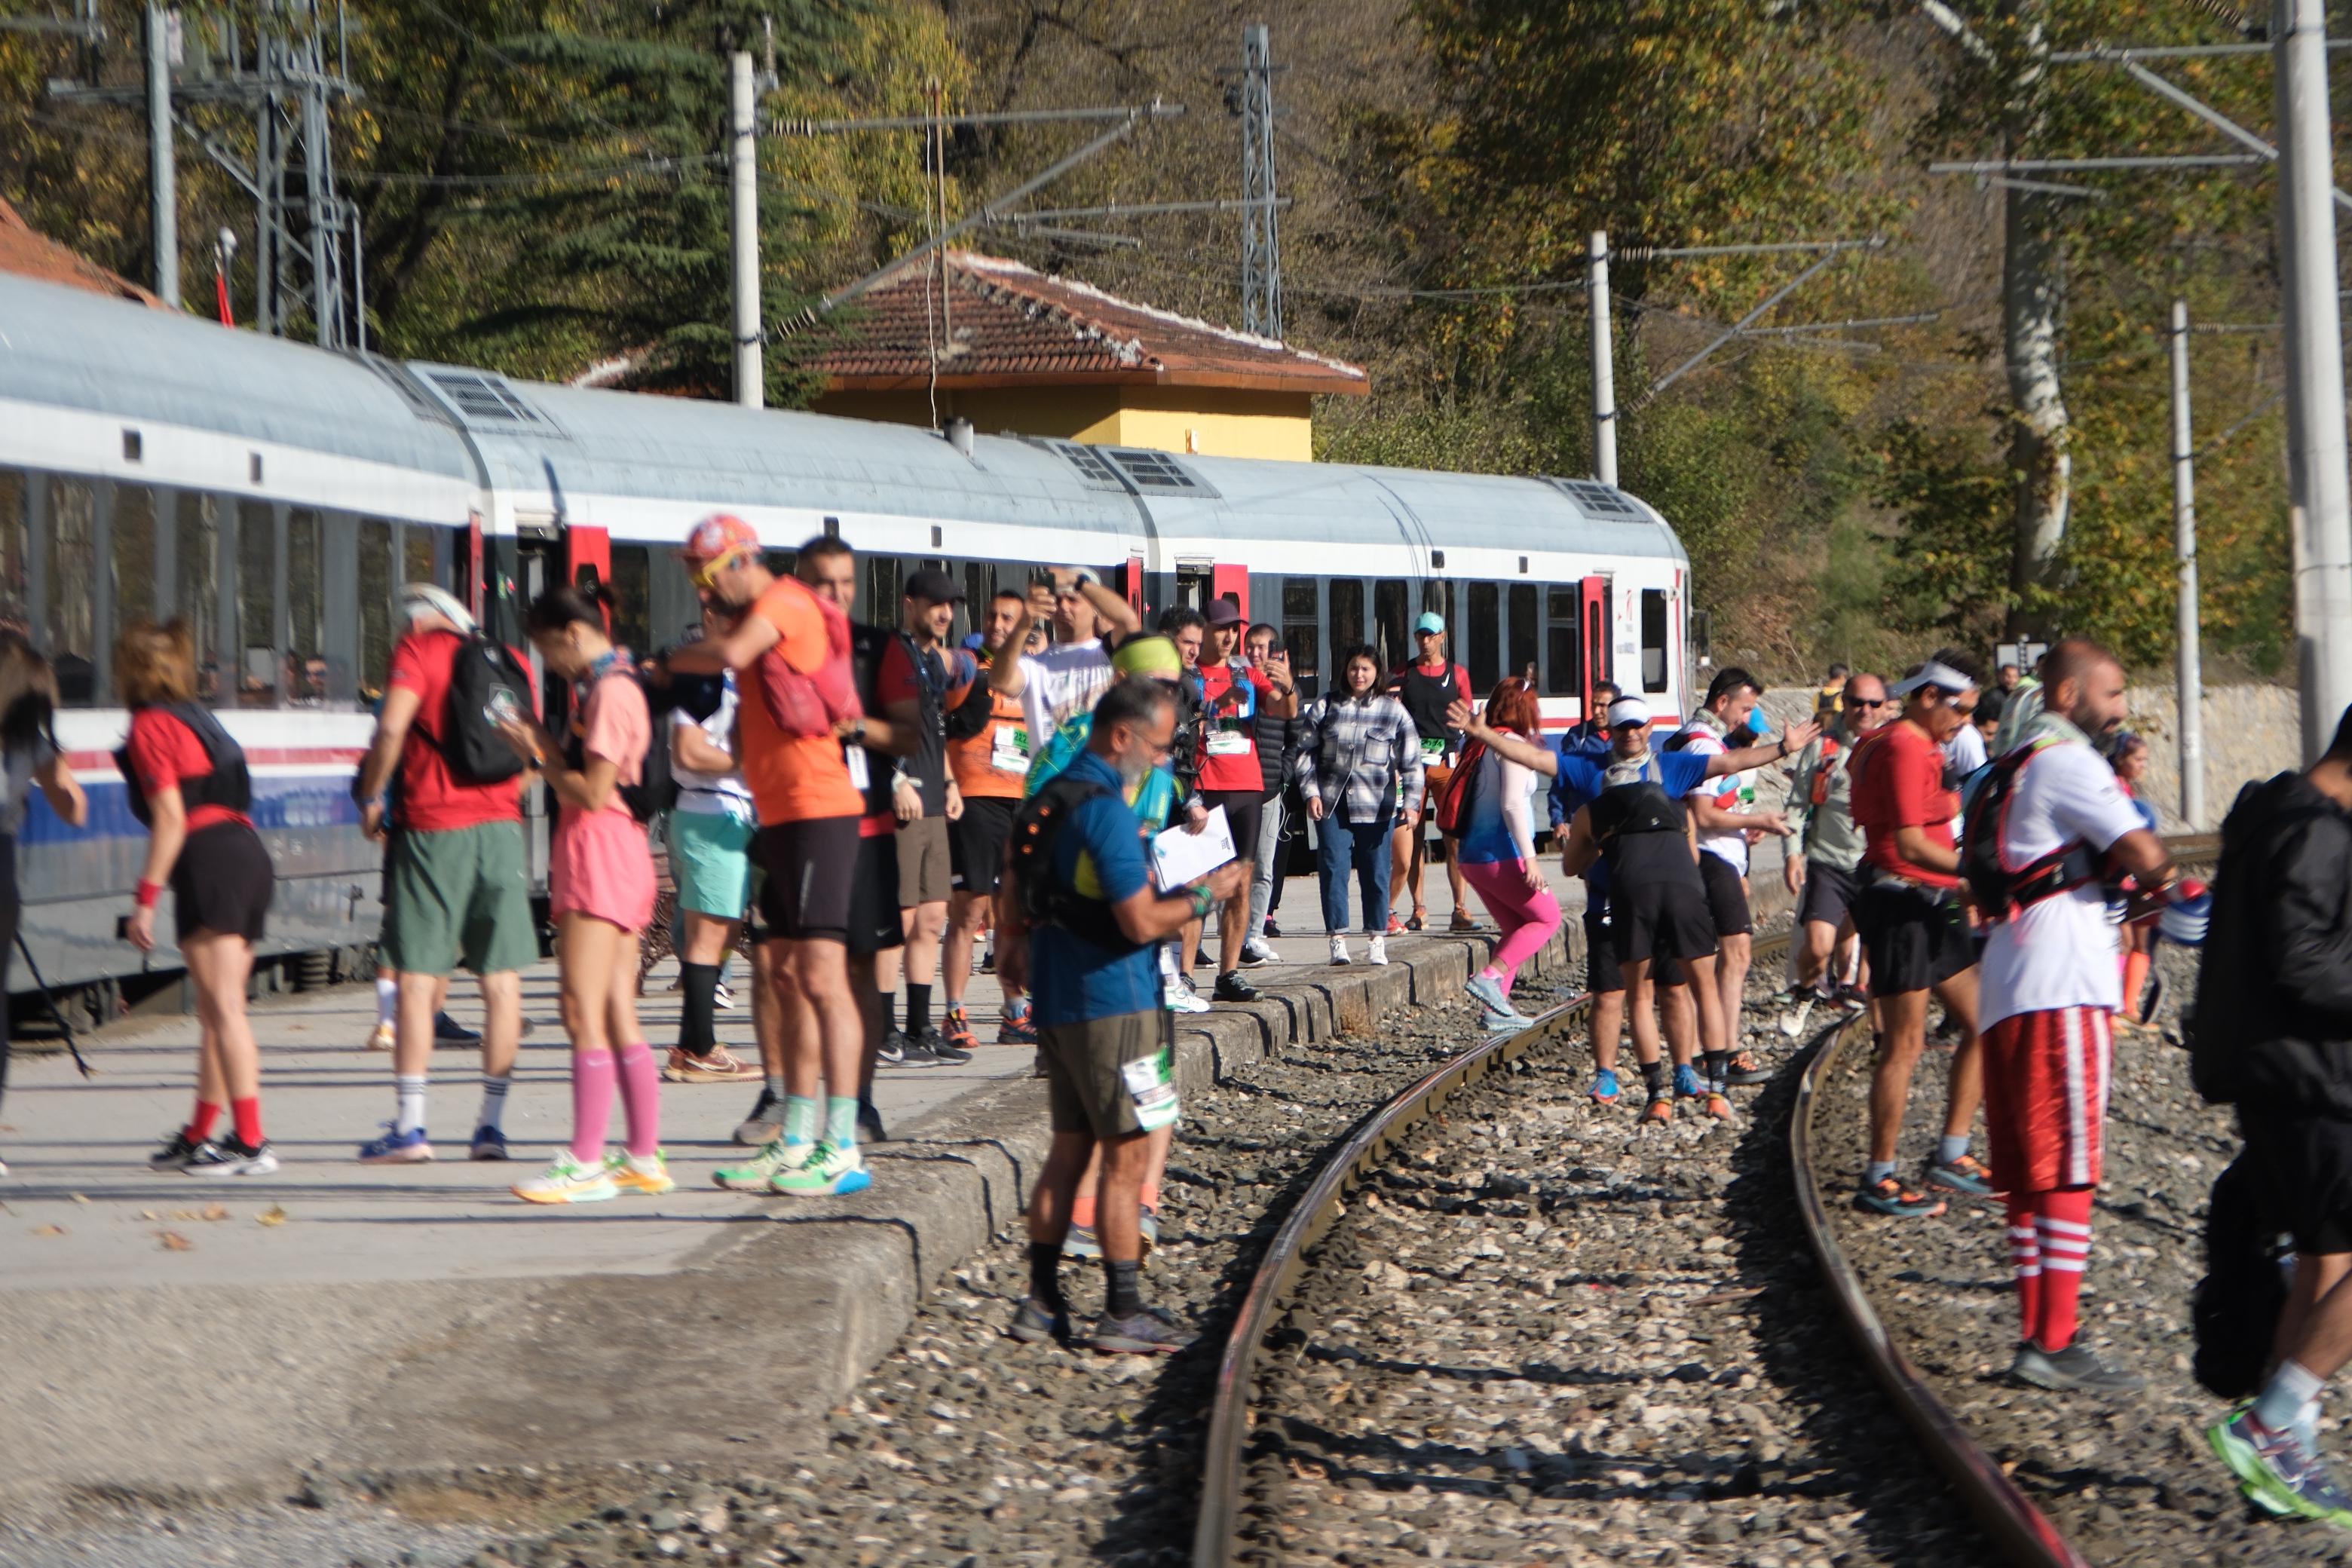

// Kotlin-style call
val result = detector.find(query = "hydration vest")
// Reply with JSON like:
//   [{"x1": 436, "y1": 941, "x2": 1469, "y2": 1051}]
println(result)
[
  {"x1": 1590, "y1": 752, "x2": 1686, "y2": 847},
  {"x1": 1010, "y1": 771, "x2": 1147, "y2": 952},
  {"x1": 1958, "y1": 734, "x2": 2103, "y2": 919},
  {"x1": 1808, "y1": 735, "x2": 1844, "y2": 807},
  {"x1": 116, "y1": 703, "x2": 252, "y2": 828}
]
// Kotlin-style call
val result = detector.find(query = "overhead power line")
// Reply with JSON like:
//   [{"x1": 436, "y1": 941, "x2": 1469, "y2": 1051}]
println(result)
[{"x1": 767, "y1": 103, "x2": 1181, "y2": 136}]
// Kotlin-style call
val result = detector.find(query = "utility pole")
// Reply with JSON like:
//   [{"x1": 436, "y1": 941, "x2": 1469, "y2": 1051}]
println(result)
[
  {"x1": 144, "y1": 3, "x2": 178, "y2": 308},
  {"x1": 730, "y1": 49, "x2": 761, "y2": 409},
  {"x1": 1238, "y1": 23, "x2": 1282, "y2": 340},
  {"x1": 1588, "y1": 230, "x2": 1616, "y2": 486},
  {"x1": 2169, "y1": 298, "x2": 2205, "y2": 828},
  {"x1": 2274, "y1": 0, "x2": 2352, "y2": 761}
]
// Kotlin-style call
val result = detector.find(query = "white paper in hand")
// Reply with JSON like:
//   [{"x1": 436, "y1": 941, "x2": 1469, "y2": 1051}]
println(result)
[{"x1": 1152, "y1": 805, "x2": 1236, "y2": 891}]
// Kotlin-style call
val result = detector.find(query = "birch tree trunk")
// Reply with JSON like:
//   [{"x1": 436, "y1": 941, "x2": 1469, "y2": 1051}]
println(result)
[{"x1": 2003, "y1": 174, "x2": 2070, "y2": 635}]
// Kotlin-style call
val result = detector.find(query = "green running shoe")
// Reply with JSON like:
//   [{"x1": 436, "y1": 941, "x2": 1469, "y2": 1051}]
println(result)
[
  {"x1": 769, "y1": 1139, "x2": 873, "y2": 1197},
  {"x1": 713, "y1": 1138, "x2": 810, "y2": 1192}
]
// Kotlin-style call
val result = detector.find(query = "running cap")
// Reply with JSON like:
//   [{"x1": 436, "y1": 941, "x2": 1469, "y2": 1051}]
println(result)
[
  {"x1": 1415, "y1": 611, "x2": 1446, "y2": 635},
  {"x1": 1205, "y1": 598, "x2": 1245, "y2": 628},
  {"x1": 1891, "y1": 658, "x2": 1978, "y2": 698},
  {"x1": 678, "y1": 513, "x2": 761, "y2": 567},
  {"x1": 905, "y1": 567, "x2": 964, "y2": 604},
  {"x1": 1112, "y1": 635, "x2": 1184, "y2": 679},
  {"x1": 1606, "y1": 696, "x2": 1652, "y2": 729},
  {"x1": 400, "y1": 582, "x2": 475, "y2": 635}
]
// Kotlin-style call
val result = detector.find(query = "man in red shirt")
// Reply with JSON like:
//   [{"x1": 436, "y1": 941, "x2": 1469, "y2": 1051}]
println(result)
[
  {"x1": 1389, "y1": 614, "x2": 1476, "y2": 933},
  {"x1": 352, "y1": 585, "x2": 538, "y2": 1165},
  {"x1": 1849, "y1": 650, "x2": 1989, "y2": 1218}
]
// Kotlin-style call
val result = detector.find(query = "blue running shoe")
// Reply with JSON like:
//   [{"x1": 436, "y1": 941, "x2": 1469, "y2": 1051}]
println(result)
[
  {"x1": 1673, "y1": 1064, "x2": 1703, "y2": 1100},
  {"x1": 358, "y1": 1122, "x2": 433, "y2": 1164},
  {"x1": 1925, "y1": 1153, "x2": 1996, "y2": 1197},
  {"x1": 1465, "y1": 972, "x2": 1513, "y2": 1018},
  {"x1": 1063, "y1": 1222, "x2": 1103, "y2": 1260},
  {"x1": 1589, "y1": 1068, "x2": 1622, "y2": 1104},
  {"x1": 1853, "y1": 1175, "x2": 1946, "y2": 1218},
  {"x1": 469, "y1": 1126, "x2": 510, "y2": 1162},
  {"x1": 2210, "y1": 1404, "x2": 2352, "y2": 1526},
  {"x1": 433, "y1": 1012, "x2": 482, "y2": 1046}
]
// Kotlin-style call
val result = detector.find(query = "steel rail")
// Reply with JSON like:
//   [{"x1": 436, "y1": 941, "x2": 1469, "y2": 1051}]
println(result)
[
  {"x1": 1193, "y1": 933, "x2": 1793, "y2": 1568},
  {"x1": 1787, "y1": 833, "x2": 2222, "y2": 1568}
]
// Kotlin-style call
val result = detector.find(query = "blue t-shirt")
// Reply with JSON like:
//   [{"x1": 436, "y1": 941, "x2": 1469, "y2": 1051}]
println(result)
[
  {"x1": 1553, "y1": 746, "x2": 1715, "y2": 913},
  {"x1": 1031, "y1": 749, "x2": 1162, "y2": 1027}
]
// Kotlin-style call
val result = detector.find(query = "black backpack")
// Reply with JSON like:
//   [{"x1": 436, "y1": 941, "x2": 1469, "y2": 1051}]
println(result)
[
  {"x1": 1009, "y1": 771, "x2": 1143, "y2": 949},
  {"x1": 1958, "y1": 736, "x2": 2100, "y2": 920},
  {"x1": 115, "y1": 703, "x2": 253, "y2": 828},
  {"x1": 2185, "y1": 776, "x2": 2277, "y2": 1105},
  {"x1": 436, "y1": 630, "x2": 534, "y2": 786},
  {"x1": 2191, "y1": 1150, "x2": 2292, "y2": 1400},
  {"x1": 563, "y1": 666, "x2": 667, "y2": 825}
]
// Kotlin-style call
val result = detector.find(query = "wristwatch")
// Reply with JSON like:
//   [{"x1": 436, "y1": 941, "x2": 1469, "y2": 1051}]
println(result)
[
  {"x1": 849, "y1": 718, "x2": 868, "y2": 746},
  {"x1": 1070, "y1": 566, "x2": 1101, "y2": 590}
]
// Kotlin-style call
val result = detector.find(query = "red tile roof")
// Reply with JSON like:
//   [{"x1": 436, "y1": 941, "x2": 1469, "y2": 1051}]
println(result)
[
  {"x1": 785, "y1": 250, "x2": 1366, "y2": 397},
  {"x1": 0, "y1": 198, "x2": 161, "y2": 307}
]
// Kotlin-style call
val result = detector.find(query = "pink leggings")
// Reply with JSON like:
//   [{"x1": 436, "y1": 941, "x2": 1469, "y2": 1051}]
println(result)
[{"x1": 1458, "y1": 859, "x2": 1563, "y2": 997}]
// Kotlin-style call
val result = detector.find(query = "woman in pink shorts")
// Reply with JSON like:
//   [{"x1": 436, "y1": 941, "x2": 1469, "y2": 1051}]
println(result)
[{"x1": 497, "y1": 585, "x2": 666, "y2": 1205}]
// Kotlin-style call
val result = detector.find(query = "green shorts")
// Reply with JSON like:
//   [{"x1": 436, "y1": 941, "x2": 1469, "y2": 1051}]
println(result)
[
  {"x1": 380, "y1": 820, "x2": 539, "y2": 978},
  {"x1": 1038, "y1": 1009, "x2": 1172, "y2": 1139},
  {"x1": 668, "y1": 810, "x2": 756, "y2": 919}
]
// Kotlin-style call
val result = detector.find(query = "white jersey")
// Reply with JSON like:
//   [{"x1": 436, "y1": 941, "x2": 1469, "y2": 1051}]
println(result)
[
  {"x1": 1672, "y1": 721, "x2": 1750, "y2": 874},
  {"x1": 1017, "y1": 639, "x2": 1115, "y2": 755},
  {"x1": 1978, "y1": 738, "x2": 2149, "y2": 1031},
  {"x1": 671, "y1": 673, "x2": 756, "y2": 822}
]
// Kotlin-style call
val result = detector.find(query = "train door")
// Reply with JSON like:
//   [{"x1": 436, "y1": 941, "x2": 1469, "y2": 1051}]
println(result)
[
  {"x1": 1580, "y1": 575, "x2": 1612, "y2": 718},
  {"x1": 1211, "y1": 563, "x2": 1249, "y2": 622},
  {"x1": 515, "y1": 534, "x2": 566, "y2": 896}
]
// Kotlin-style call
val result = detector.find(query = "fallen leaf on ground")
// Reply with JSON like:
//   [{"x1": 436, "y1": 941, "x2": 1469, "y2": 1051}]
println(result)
[
  {"x1": 136, "y1": 1209, "x2": 159, "y2": 1220},
  {"x1": 68, "y1": 1193, "x2": 90, "y2": 1205},
  {"x1": 158, "y1": 1230, "x2": 193, "y2": 1251},
  {"x1": 32, "y1": 1223, "x2": 64, "y2": 1236},
  {"x1": 256, "y1": 1205, "x2": 288, "y2": 1227},
  {"x1": 201, "y1": 1202, "x2": 229, "y2": 1221}
]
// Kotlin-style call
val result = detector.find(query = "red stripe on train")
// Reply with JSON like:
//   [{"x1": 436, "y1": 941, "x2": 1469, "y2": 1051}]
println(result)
[{"x1": 65, "y1": 747, "x2": 367, "y2": 770}]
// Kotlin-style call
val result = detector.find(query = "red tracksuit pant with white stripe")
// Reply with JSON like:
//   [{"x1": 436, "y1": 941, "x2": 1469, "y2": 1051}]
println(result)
[{"x1": 1982, "y1": 1005, "x2": 2111, "y2": 1352}]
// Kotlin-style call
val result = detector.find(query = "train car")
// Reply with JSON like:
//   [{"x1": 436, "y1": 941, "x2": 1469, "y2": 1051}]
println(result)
[{"x1": 0, "y1": 270, "x2": 1693, "y2": 1000}]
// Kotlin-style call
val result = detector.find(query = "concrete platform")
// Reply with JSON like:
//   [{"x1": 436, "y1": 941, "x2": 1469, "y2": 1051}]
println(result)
[{"x1": 0, "y1": 856, "x2": 1603, "y2": 1523}]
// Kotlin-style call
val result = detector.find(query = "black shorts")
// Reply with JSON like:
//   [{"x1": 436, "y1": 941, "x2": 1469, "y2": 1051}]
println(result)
[
  {"x1": 1584, "y1": 908, "x2": 1683, "y2": 994},
  {"x1": 1200, "y1": 789, "x2": 1264, "y2": 868},
  {"x1": 172, "y1": 821, "x2": 274, "y2": 945},
  {"x1": 755, "y1": 816, "x2": 860, "y2": 942},
  {"x1": 1854, "y1": 879, "x2": 1974, "y2": 995},
  {"x1": 951, "y1": 795, "x2": 1017, "y2": 896},
  {"x1": 848, "y1": 828, "x2": 905, "y2": 957},
  {"x1": 1796, "y1": 860, "x2": 1860, "y2": 932},
  {"x1": 1611, "y1": 874, "x2": 1719, "y2": 969},
  {"x1": 1698, "y1": 853, "x2": 1753, "y2": 937},
  {"x1": 2245, "y1": 1114, "x2": 2352, "y2": 1254}
]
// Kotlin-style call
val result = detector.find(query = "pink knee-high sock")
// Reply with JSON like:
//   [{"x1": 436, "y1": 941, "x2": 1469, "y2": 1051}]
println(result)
[
  {"x1": 569, "y1": 1051, "x2": 617, "y2": 1164},
  {"x1": 614, "y1": 1041, "x2": 662, "y2": 1158}
]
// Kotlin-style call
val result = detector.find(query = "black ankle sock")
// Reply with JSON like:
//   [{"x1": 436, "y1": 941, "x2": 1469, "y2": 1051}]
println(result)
[
  {"x1": 878, "y1": 990, "x2": 897, "y2": 1033},
  {"x1": 1028, "y1": 1242, "x2": 1064, "y2": 1309},
  {"x1": 906, "y1": 982, "x2": 933, "y2": 1036},
  {"x1": 1640, "y1": 1059, "x2": 1667, "y2": 1098},
  {"x1": 679, "y1": 963, "x2": 721, "y2": 1056},
  {"x1": 1703, "y1": 1049, "x2": 1729, "y2": 1092},
  {"x1": 1104, "y1": 1257, "x2": 1144, "y2": 1319}
]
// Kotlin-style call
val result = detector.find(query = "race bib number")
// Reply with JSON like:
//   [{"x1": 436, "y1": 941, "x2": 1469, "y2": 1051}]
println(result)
[
  {"x1": 991, "y1": 724, "x2": 1029, "y2": 774},
  {"x1": 1204, "y1": 725, "x2": 1252, "y2": 757},
  {"x1": 845, "y1": 745, "x2": 871, "y2": 794},
  {"x1": 1120, "y1": 1046, "x2": 1181, "y2": 1132},
  {"x1": 1420, "y1": 737, "x2": 1446, "y2": 758}
]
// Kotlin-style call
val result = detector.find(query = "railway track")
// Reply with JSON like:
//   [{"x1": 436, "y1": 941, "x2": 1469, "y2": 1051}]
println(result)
[{"x1": 1199, "y1": 835, "x2": 2231, "y2": 1568}]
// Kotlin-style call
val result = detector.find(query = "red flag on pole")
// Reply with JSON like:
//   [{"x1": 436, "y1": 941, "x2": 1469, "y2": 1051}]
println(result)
[{"x1": 214, "y1": 267, "x2": 234, "y2": 327}]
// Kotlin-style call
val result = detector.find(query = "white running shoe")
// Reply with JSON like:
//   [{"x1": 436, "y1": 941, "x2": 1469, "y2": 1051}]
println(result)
[
  {"x1": 183, "y1": 1137, "x2": 279, "y2": 1177},
  {"x1": 1780, "y1": 995, "x2": 1818, "y2": 1040},
  {"x1": 1329, "y1": 936, "x2": 1352, "y2": 966},
  {"x1": 1367, "y1": 934, "x2": 1389, "y2": 966},
  {"x1": 1165, "y1": 976, "x2": 1212, "y2": 1015},
  {"x1": 1242, "y1": 936, "x2": 1278, "y2": 966},
  {"x1": 513, "y1": 1150, "x2": 620, "y2": 1205},
  {"x1": 364, "y1": 1022, "x2": 396, "y2": 1052}
]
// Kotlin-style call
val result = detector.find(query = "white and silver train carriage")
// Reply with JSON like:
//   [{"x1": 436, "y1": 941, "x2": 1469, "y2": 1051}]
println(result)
[{"x1": 0, "y1": 269, "x2": 1695, "y2": 1003}]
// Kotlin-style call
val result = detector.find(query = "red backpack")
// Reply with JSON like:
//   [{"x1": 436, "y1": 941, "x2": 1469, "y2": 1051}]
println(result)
[
  {"x1": 752, "y1": 577, "x2": 862, "y2": 737},
  {"x1": 1435, "y1": 739, "x2": 1487, "y2": 838}
]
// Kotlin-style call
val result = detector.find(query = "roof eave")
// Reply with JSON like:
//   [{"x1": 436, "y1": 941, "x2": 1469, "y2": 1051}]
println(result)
[{"x1": 815, "y1": 367, "x2": 1368, "y2": 397}]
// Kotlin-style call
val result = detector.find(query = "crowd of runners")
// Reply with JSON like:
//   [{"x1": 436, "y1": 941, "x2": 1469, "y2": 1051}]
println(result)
[{"x1": 12, "y1": 520, "x2": 2352, "y2": 1524}]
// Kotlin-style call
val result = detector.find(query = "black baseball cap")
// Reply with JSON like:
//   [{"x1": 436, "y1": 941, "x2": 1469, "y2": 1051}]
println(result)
[{"x1": 905, "y1": 568, "x2": 965, "y2": 604}]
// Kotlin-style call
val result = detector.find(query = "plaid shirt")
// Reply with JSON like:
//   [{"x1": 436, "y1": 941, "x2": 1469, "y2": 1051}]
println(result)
[{"x1": 1297, "y1": 693, "x2": 1426, "y2": 821}]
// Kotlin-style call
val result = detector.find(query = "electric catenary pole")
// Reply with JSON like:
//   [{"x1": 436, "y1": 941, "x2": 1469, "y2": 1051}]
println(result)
[
  {"x1": 2169, "y1": 298, "x2": 2205, "y2": 828},
  {"x1": 1238, "y1": 23, "x2": 1282, "y2": 341}
]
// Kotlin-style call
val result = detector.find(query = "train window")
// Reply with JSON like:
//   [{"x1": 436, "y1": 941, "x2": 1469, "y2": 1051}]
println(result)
[
  {"x1": 46, "y1": 477, "x2": 98, "y2": 705},
  {"x1": 1467, "y1": 582, "x2": 1500, "y2": 692},
  {"x1": 358, "y1": 519, "x2": 394, "y2": 700},
  {"x1": 647, "y1": 548, "x2": 700, "y2": 651},
  {"x1": 112, "y1": 484, "x2": 160, "y2": 636},
  {"x1": 866, "y1": 554, "x2": 902, "y2": 623},
  {"x1": 963, "y1": 562, "x2": 991, "y2": 641},
  {"x1": 1545, "y1": 586, "x2": 1580, "y2": 697},
  {"x1": 403, "y1": 522, "x2": 438, "y2": 590},
  {"x1": 1282, "y1": 577, "x2": 1318, "y2": 700},
  {"x1": 287, "y1": 509, "x2": 326, "y2": 705},
  {"x1": 235, "y1": 501, "x2": 276, "y2": 706},
  {"x1": 175, "y1": 493, "x2": 221, "y2": 701},
  {"x1": 0, "y1": 470, "x2": 28, "y2": 635},
  {"x1": 1374, "y1": 578, "x2": 1409, "y2": 674},
  {"x1": 1328, "y1": 579, "x2": 1363, "y2": 686},
  {"x1": 1641, "y1": 588, "x2": 1669, "y2": 693},
  {"x1": 609, "y1": 543, "x2": 651, "y2": 660},
  {"x1": 1508, "y1": 583, "x2": 1538, "y2": 688}
]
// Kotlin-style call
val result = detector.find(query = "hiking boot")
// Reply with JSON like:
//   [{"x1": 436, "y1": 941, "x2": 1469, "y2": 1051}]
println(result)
[
  {"x1": 1089, "y1": 1306, "x2": 1196, "y2": 1355},
  {"x1": 2009, "y1": 1342, "x2": 2144, "y2": 1395}
]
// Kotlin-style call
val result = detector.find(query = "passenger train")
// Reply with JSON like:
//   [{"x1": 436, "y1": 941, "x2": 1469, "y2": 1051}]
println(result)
[{"x1": 0, "y1": 271, "x2": 1695, "y2": 1001}]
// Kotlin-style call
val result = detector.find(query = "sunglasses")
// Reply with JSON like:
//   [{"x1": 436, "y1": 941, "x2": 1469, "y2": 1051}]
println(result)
[
  {"x1": 1845, "y1": 696, "x2": 1889, "y2": 708},
  {"x1": 689, "y1": 549, "x2": 753, "y2": 590}
]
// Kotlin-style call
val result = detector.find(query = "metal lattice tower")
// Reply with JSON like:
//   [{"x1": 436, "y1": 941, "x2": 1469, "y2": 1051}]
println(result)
[
  {"x1": 52, "y1": 0, "x2": 364, "y2": 349},
  {"x1": 1239, "y1": 23, "x2": 1282, "y2": 341}
]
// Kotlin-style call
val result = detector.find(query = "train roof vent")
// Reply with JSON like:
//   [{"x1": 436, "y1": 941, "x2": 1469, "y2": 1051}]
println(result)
[
  {"x1": 1104, "y1": 447, "x2": 1215, "y2": 497},
  {"x1": 1021, "y1": 438, "x2": 1131, "y2": 493},
  {"x1": 1545, "y1": 477, "x2": 1643, "y2": 519},
  {"x1": 422, "y1": 369, "x2": 549, "y2": 429}
]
